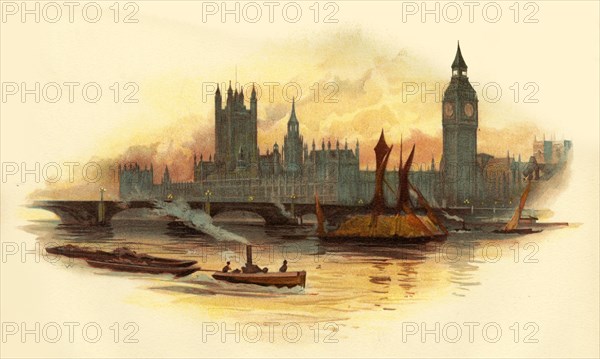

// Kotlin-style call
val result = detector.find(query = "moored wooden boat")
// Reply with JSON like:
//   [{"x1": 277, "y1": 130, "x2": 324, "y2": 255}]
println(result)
[
  {"x1": 46, "y1": 244, "x2": 197, "y2": 267},
  {"x1": 212, "y1": 271, "x2": 307, "y2": 288},
  {"x1": 316, "y1": 132, "x2": 448, "y2": 243},
  {"x1": 86, "y1": 259, "x2": 200, "y2": 277},
  {"x1": 492, "y1": 228, "x2": 542, "y2": 234}
]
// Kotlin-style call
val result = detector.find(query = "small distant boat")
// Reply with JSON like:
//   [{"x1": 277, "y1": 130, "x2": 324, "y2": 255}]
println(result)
[
  {"x1": 46, "y1": 244, "x2": 197, "y2": 267},
  {"x1": 495, "y1": 228, "x2": 541, "y2": 235},
  {"x1": 453, "y1": 221, "x2": 472, "y2": 232},
  {"x1": 493, "y1": 181, "x2": 542, "y2": 234},
  {"x1": 86, "y1": 259, "x2": 200, "y2": 278},
  {"x1": 212, "y1": 271, "x2": 307, "y2": 288}
]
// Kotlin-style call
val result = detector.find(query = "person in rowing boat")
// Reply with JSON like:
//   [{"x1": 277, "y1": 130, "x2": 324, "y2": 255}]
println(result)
[
  {"x1": 279, "y1": 260, "x2": 288, "y2": 273},
  {"x1": 222, "y1": 261, "x2": 232, "y2": 273}
]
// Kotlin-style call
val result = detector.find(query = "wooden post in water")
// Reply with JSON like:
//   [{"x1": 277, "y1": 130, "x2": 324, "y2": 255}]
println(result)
[{"x1": 98, "y1": 187, "x2": 106, "y2": 225}]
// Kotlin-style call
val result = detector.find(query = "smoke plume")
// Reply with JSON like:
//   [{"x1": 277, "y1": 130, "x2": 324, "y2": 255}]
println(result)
[
  {"x1": 153, "y1": 200, "x2": 249, "y2": 244},
  {"x1": 273, "y1": 201, "x2": 293, "y2": 219},
  {"x1": 441, "y1": 210, "x2": 464, "y2": 222}
]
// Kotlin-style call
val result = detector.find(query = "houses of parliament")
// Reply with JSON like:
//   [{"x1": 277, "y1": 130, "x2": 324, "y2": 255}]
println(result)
[{"x1": 119, "y1": 44, "x2": 572, "y2": 207}]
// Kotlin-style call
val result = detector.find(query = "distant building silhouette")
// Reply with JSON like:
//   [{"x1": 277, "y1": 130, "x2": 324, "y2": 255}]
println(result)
[{"x1": 120, "y1": 44, "x2": 571, "y2": 207}]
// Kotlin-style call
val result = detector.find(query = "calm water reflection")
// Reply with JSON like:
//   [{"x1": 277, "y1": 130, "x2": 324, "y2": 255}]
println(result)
[{"x1": 23, "y1": 218, "x2": 551, "y2": 323}]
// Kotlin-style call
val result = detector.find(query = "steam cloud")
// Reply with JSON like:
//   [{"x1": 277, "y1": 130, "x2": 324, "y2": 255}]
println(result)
[
  {"x1": 153, "y1": 200, "x2": 249, "y2": 244},
  {"x1": 441, "y1": 210, "x2": 464, "y2": 222},
  {"x1": 273, "y1": 201, "x2": 293, "y2": 219}
]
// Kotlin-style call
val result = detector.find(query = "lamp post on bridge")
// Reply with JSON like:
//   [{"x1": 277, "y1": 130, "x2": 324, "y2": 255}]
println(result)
[
  {"x1": 204, "y1": 189, "x2": 213, "y2": 215},
  {"x1": 290, "y1": 193, "x2": 297, "y2": 223}
]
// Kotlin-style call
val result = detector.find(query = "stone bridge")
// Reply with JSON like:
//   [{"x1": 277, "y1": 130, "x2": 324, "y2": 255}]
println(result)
[{"x1": 30, "y1": 200, "x2": 371, "y2": 226}]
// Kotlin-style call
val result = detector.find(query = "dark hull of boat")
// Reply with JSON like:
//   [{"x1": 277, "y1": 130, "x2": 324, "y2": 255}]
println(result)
[
  {"x1": 492, "y1": 228, "x2": 543, "y2": 234},
  {"x1": 46, "y1": 246, "x2": 197, "y2": 267},
  {"x1": 212, "y1": 271, "x2": 307, "y2": 288},
  {"x1": 86, "y1": 260, "x2": 199, "y2": 277}
]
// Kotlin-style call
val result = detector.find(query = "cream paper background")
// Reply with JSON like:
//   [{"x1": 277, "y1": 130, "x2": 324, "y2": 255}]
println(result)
[{"x1": 1, "y1": 1, "x2": 599, "y2": 358}]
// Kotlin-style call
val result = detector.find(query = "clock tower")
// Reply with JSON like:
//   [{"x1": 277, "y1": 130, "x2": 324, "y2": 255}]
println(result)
[{"x1": 442, "y1": 42, "x2": 479, "y2": 206}]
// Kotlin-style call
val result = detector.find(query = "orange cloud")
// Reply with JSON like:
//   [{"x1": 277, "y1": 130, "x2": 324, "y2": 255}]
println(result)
[{"x1": 31, "y1": 29, "x2": 549, "y2": 200}]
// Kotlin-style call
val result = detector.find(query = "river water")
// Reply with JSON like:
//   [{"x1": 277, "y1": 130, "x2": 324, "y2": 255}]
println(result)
[
  {"x1": 23, "y1": 215, "x2": 551, "y2": 322},
  {"x1": 3, "y1": 210, "x2": 597, "y2": 357}
]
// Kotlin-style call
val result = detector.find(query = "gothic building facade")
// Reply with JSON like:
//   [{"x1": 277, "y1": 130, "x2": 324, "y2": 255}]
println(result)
[
  {"x1": 119, "y1": 43, "x2": 571, "y2": 208},
  {"x1": 213, "y1": 82, "x2": 258, "y2": 175}
]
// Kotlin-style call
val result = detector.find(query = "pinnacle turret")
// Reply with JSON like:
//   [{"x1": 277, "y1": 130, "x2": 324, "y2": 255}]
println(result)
[{"x1": 452, "y1": 41, "x2": 468, "y2": 71}]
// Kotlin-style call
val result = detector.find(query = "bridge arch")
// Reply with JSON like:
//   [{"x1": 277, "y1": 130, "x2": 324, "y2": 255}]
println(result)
[
  {"x1": 211, "y1": 210, "x2": 266, "y2": 225},
  {"x1": 209, "y1": 203, "x2": 296, "y2": 226}
]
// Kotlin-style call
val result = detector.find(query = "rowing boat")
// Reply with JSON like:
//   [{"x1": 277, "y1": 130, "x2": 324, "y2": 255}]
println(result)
[
  {"x1": 86, "y1": 259, "x2": 200, "y2": 277},
  {"x1": 212, "y1": 271, "x2": 307, "y2": 288},
  {"x1": 46, "y1": 244, "x2": 197, "y2": 267}
]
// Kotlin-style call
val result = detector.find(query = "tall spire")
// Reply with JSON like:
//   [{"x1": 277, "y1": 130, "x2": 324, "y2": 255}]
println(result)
[
  {"x1": 452, "y1": 41, "x2": 468, "y2": 69},
  {"x1": 288, "y1": 97, "x2": 298, "y2": 124},
  {"x1": 163, "y1": 165, "x2": 171, "y2": 184},
  {"x1": 227, "y1": 81, "x2": 233, "y2": 104}
]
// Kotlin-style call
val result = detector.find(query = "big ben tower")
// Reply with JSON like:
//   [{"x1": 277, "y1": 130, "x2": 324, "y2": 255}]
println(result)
[{"x1": 442, "y1": 42, "x2": 479, "y2": 207}]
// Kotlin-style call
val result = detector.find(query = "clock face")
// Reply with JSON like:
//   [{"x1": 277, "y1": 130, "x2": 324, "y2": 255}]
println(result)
[
  {"x1": 443, "y1": 102, "x2": 454, "y2": 118},
  {"x1": 464, "y1": 103, "x2": 474, "y2": 118}
]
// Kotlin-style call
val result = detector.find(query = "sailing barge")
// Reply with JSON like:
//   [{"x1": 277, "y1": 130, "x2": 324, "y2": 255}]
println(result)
[
  {"x1": 493, "y1": 180, "x2": 542, "y2": 234},
  {"x1": 316, "y1": 130, "x2": 448, "y2": 242}
]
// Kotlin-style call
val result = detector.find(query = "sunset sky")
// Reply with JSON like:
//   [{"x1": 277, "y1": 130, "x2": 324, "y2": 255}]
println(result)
[{"x1": 1, "y1": 2, "x2": 596, "y2": 200}]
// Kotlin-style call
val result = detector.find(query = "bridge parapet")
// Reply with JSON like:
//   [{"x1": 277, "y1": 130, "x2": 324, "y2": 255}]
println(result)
[{"x1": 30, "y1": 200, "x2": 308, "y2": 226}]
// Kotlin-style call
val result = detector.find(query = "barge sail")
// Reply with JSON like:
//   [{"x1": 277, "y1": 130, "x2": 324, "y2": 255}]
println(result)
[{"x1": 316, "y1": 130, "x2": 447, "y2": 241}]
